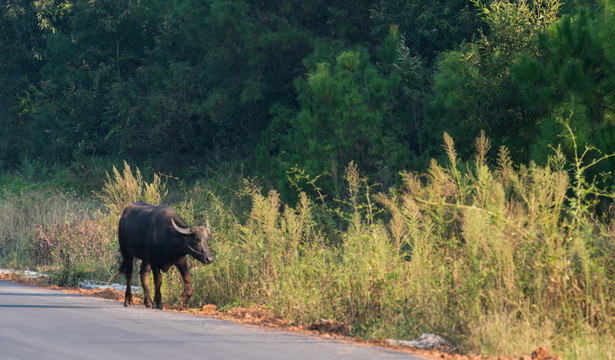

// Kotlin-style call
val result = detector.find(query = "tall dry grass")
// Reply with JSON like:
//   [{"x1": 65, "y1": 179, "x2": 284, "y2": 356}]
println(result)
[
  {"x1": 0, "y1": 161, "x2": 168, "y2": 284},
  {"x1": 170, "y1": 132, "x2": 614, "y2": 359},
  {"x1": 96, "y1": 161, "x2": 167, "y2": 231},
  {"x1": 2, "y1": 132, "x2": 613, "y2": 359},
  {"x1": 0, "y1": 189, "x2": 106, "y2": 282}
]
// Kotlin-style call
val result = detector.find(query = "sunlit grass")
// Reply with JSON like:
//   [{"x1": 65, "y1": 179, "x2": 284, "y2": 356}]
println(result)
[{"x1": 1, "y1": 134, "x2": 613, "y2": 359}]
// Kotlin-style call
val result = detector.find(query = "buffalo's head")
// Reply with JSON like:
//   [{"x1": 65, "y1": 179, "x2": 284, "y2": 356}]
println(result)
[{"x1": 171, "y1": 219, "x2": 214, "y2": 265}]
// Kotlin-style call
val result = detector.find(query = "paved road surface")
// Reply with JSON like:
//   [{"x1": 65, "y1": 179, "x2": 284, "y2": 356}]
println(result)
[{"x1": 0, "y1": 280, "x2": 427, "y2": 360}]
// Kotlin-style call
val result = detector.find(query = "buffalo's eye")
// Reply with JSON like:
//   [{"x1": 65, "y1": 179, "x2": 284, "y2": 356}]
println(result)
[{"x1": 195, "y1": 236, "x2": 208, "y2": 245}]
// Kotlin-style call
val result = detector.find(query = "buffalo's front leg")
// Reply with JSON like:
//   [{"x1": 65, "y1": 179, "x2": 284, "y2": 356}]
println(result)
[
  {"x1": 140, "y1": 262, "x2": 153, "y2": 308},
  {"x1": 175, "y1": 258, "x2": 193, "y2": 307},
  {"x1": 153, "y1": 268, "x2": 163, "y2": 310}
]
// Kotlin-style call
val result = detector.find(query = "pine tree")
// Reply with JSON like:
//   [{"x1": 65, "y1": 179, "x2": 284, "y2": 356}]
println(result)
[
  {"x1": 425, "y1": 0, "x2": 562, "y2": 162},
  {"x1": 512, "y1": 1, "x2": 615, "y2": 178}
]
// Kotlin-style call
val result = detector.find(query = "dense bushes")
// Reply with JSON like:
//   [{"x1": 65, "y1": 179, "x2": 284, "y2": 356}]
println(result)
[
  {"x1": 184, "y1": 134, "x2": 614, "y2": 358},
  {"x1": 99, "y1": 140, "x2": 614, "y2": 358},
  {"x1": 3, "y1": 0, "x2": 615, "y2": 194},
  {"x1": 1, "y1": 134, "x2": 614, "y2": 358}
]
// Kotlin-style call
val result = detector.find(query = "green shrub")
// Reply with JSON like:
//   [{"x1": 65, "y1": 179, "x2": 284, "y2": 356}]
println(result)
[
  {"x1": 179, "y1": 132, "x2": 614, "y2": 359},
  {"x1": 4, "y1": 150, "x2": 614, "y2": 359}
]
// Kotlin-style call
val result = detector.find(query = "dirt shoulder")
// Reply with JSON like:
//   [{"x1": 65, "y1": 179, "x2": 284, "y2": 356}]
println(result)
[{"x1": 0, "y1": 272, "x2": 559, "y2": 360}]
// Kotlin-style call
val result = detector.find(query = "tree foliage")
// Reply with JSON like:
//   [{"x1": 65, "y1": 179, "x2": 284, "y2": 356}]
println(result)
[
  {"x1": 260, "y1": 46, "x2": 403, "y2": 196},
  {"x1": 0, "y1": 1, "x2": 46, "y2": 167},
  {"x1": 2, "y1": 0, "x2": 615, "y2": 198},
  {"x1": 425, "y1": 0, "x2": 563, "y2": 162},
  {"x1": 370, "y1": 0, "x2": 482, "y2": 63},
  {"x1": 513, "y1": 3, "x2": 615, "y2": 170}
]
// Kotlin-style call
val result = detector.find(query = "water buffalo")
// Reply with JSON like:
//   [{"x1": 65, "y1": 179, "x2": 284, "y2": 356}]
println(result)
[{"x1": 118, "y1": 201, "x2": 214, "y2": 309}]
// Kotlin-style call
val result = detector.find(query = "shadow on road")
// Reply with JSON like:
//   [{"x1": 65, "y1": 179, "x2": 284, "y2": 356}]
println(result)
[
  {"x1": 0, "y1": 292, "x2": 79, "y2": 297},
  {"x1": 0, "y1": 304, "x2": 99, "y2": 309}
]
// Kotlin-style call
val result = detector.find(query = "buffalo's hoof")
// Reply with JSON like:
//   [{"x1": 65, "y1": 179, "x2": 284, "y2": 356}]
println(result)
[
  {"x1": 180, "y1": 295, "x2": 192, "y2": 306},
  {"x1": 145, "y1": 303, "x2": 152, "y2": 308},
  {"x1": 124, "y1": 301, "x2": 132, "y2": 307},
  {"x1": 155, "y1": 303, "x2": 163, "y2": 310}
]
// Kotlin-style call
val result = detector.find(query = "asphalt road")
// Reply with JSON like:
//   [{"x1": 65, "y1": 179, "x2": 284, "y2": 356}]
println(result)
[{"x1": 0, "y1": 280, "x2": 427, "y2": 360}]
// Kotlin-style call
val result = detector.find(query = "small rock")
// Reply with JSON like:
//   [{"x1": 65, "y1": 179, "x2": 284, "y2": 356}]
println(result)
[{"x1": 386, "y1": 333, "x2": 455, "y2": 352}]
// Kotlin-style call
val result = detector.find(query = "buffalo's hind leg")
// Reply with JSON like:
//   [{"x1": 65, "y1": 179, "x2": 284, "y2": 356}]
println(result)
[
  {"x1": 153, "y1": 268, "x2": 163, "y2": 310},
  {"x1": 175, "y1": 258, "x2": 193, "y2": 307},
  {"x1": 140, "y1": 261, "x2": 153, "y2": 308},
  {"x1": 119, "y1": 255, "x2": 134, "y2": 307}
]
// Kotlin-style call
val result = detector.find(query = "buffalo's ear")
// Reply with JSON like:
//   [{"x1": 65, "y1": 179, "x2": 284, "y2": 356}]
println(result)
[{"x1": 171, "y1": 218, "x2": 192, "y2": 235}]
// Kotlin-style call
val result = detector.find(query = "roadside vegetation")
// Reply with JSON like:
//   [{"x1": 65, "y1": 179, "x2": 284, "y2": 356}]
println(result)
[{"x1": 2, "y1": 130, "x2": 614, "y2": 359}]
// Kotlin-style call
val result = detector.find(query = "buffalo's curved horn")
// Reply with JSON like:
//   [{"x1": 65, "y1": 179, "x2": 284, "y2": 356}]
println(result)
[
  {"x1": 171, "y1": 218, "x2": 192, "y2": 235},
  {"x1": 206, "y1": 219, "x2": 211, "y2": 233}
]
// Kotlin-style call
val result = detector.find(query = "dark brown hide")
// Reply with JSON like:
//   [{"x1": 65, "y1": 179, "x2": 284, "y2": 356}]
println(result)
[{"x1": 118, "y1": 202, "x2": 213, "y2": 309}]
